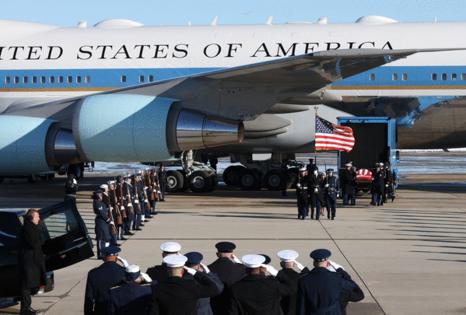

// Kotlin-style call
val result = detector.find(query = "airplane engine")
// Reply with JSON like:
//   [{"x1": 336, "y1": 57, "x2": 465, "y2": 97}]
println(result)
[{"x1": 0, "y1": 94, "x2": 244, "y2": 175}]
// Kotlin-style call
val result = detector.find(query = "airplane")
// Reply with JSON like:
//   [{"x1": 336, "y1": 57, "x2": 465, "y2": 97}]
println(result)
[{"x1": 1, "y1": 16, "x2": 466, "y2": 186}]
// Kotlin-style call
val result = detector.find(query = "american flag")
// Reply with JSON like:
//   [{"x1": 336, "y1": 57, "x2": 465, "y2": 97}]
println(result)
[{"x1": 315, "y1": 116, "x2": 355, "y2": 152}]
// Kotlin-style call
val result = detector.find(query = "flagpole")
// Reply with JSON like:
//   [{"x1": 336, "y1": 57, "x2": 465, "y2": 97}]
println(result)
[{"x1": 314, "y1": 106, "x2": 318, "y2": 168}]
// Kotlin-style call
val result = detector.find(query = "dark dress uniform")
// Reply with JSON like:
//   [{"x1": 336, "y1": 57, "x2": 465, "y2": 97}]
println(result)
[
  {"x1": 84, "y1": 261, "x2": 126, "y2": 315},
  {"x1": 324, "y1": 175, "x2": 339, "y2": 220},
  {"x1": 64, "y1": 175, "x2": 78, "y2": 201},
  {"x1": 157, "y1": 167, "x2": 167, "y2": 201},
  {"x1": 107, "y1": 282, "x2": 152, "y2": 315},
  {"x1": 229, "y1": 274, "x2": 293, "y2": 315},
  {"x1": 146, "y1": 263, "x2": 170, "y2": 284},
  {"x1": 208, "y1": 257, "x2": 246, "y2": 315},
  {"x1": 149, "y1": 271, "x2": 221, "y2": 315},
  {"x1": 340, "y1": 168, "x2": 356, "y2": 205},
  {"x1": 297, "y1": 267, "x2": 364, "y2": 315},
  {"x1": 296, "y1": 174, "x2": 309, "y2": 219},
  {"x1": 277, "y1": 269, "x2": 301, "y2": 315},
  {"x1": 371, "y1": 169, "x2": 385, "y2": 206},
  {"x1": 18, "y1": 219, "x2": 46, "y2": 314},
  {"x1": 94, "y1": 199, "x2": 112, "y2": 259},
  {"x1": 308, "y1": 173, "x2": 320, "y2": 219}
]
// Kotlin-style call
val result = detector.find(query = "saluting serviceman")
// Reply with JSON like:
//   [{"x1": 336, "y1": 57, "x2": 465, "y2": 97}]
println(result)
[
  {"x1": 208, "y1": 241, "x2": 246, "y2": 315},
  {"x1": 149, "y1": 254, "x2": 222, "y2": 315},
  {"x1": 185, "y1": 252, "x2": 224, "y2": 315},
  {"x1": 107, "y1": 264, "x2": 152, "y2": 315},
  {"x1": 84, "y1": 246, "x2": 126, "y2": 315},
  {"x1": 146, "y1": 241, "x2": 182, "y2": 283},
  {"x1": 64, "y1": 173, "x2": 78, "y2": 202},
  {"x1": 228, "y1": 254, "x2": 293, "y2": 315},
  {"x1": 297, "y1": 249, "x2": 364, "y2": 315},
  {"x1": 276, "y1": 250, "x2": 308, "y2": 315}
]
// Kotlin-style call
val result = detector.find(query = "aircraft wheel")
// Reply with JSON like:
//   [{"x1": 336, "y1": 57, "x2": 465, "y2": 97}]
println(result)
[
  {"x1": 264, "y1": 170, "x2": 284, "y2": 191},
  {"x1": 166, "y1": 170, "x2": 184, "y2": 192},
  {"x1": 189, "y1": 171, "x2": 213, "y2": 193},
  {"x1": 240, "y1": 169, "x2": 262, "y2": 190},
  {"x1": 223, "y1": 165, "x2": 244, "y2": 186}
]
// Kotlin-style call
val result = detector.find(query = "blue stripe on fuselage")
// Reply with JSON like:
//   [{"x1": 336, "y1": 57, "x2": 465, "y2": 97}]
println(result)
[{"x1": 0, "y1": 66, "x2": 466, "y2": 90}]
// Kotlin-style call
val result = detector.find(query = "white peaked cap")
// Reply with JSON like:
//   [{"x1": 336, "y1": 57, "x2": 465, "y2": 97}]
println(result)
[
  {"x1": 277, "y1": 250, "x2": 299, "y2": 262},
  {"x1": 163, "y1": 254, "x2": 188, "y2": 268},
  {"x1": 241, "y1": 254, "x2": 266, "y2": 268},
  {"x1": 299, "y1": 166, "x2": 307, "y2": 172},
  {"x1": 100, "y1": 184, "x2": 108, "y2": 190},
  {"x1": 160, "y1": 241, "x2": 182, "y2": 253},
  {"x1": 126, "y1": 264, "x2": 140, "y2": 274}
]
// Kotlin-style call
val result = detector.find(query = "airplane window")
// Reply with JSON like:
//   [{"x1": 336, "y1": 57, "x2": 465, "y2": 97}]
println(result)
[
  {"x1": 32, "y1": 76, "x2": 37, "y2": 84},
  {"x1": 402, "y1": 73, "x2": 408, "y2": 81},
  {"x1": 392, "y1": 73, "x2": 398, "y2": 81},
  {"x1": 139, "y1": 75, "x2": 145, "y2": 83},
  {"x1": 149, "y1": 75, "x2": 155, "y2": 82},
  {"x1": 452, "y1": 73, "x2": 457, "y2": 80},
  {"x1": 58, "y1": 76, "x2": 64, "y2": 84},
  {"x1": 462, "y1": 73, "x2": 466, "y2": 80},
  {"x1": 77, "y1": 76, "x2": 82, "y2": 83},
  {"x1": 49, "y1": 76, "x2": 55, "y2": 84},
  {"x1": 121, "y1": 75, "x2": 127, "y2": 83},
  {"x1": 67, "y1": 76, "x2": 73, "y2": 84},
  {"x1": 14, "y1": 76, "x2": 20, "y2": 84},
  {"x1": 84, "y1": 76, "x2": 91, "y2": 83},
  {"x1": 40, "y1": 76, "x2": 46, "y2": 84},
  {"x1": 23, "y1": 77, "x2": 28, "y2": 84},
  {"x1": 4, "y1": 77, "x2": 11, "y2": 84},
  {"x1": 432, "y1": 73, "x2": 437, "y2": 81},
  {"x1": 441, "y1": 73, "x2": 447, "y2": 81}
]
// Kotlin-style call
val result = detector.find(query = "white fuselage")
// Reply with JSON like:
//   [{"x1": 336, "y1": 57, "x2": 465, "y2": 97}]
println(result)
[{"x1": 2, "y1": 18, "x2": 466, "y2": 115}]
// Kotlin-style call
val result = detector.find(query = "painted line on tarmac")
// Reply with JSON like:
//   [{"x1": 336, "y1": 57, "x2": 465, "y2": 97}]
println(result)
[{"x1": 318, "y1": 219, "x2": 388, "y2": 315}]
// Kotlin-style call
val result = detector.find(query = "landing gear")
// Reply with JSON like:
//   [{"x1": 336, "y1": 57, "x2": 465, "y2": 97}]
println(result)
[
  {"x1": 189, "y1": 171, "x2": 216, "y2": 193},
  {"x1": 239, "y1": 168, "x2": 262, "y2": 190},
  {"x1": 263, "y1": 170, "x2": 284, "y2": 191},
  {"x1": 166, "y1": 170, "x2": 185, "y2": 192},
  {"x1": 222, "y1": 165, "x2": 244, "y2": 186}
]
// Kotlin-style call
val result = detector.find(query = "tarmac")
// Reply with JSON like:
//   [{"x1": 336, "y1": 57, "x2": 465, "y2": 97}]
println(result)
[{"x1": 1, "y1": 172, "x2": 466, "y2": 315}]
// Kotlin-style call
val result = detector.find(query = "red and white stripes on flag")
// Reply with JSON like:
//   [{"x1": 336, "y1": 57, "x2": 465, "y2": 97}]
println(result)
[{"x1": 315, "y1": 115, "x2": 355, "y2": 152}]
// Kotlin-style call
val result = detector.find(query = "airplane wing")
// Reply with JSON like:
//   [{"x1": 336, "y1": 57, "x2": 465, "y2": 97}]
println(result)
[
  {"x1": 115, "y1": 49, "x2": 430, "y2": 120},
  {"x1": 6, "y1": 48, "x2": 437, "y2": 123}
]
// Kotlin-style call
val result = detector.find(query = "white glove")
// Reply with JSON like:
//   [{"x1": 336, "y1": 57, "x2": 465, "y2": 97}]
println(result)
[
  {"x1": 261, "y1": 264, "x2": 278, "y2": 277},
  {"x1": 297, "y1": 183, "x2": 301, "y2": 188},
  {"x1": 314, "y1": 188, "x2": 318, "y2": 193},
  {"x1": 325, "y1": 184, "x2": 329, "y2": 188},
  {"x1": 117, "y1": 257, "x2": 129, "y2": 267},
  {"x1": 327, "y1": 260, "x2": 344, "y2": 272},
  {"x1": 109, "y1": 221, "x2": 115, "y2": 226},
  {"x1": 141, "y1": 272, "x2": 152, "y2": 283},
  {"x1": 294, "y1": 260, "x2": 305, "y2": 271},
  {"x1": 134, "y1": 200, "x2": 139, "y2": 204},
  {"x1": 184, "y1": 266, "x2": 197, "y2": 276},
  {"x1": 232, "y1": 254, "x2": 242, "y2": 264},
  {"x1": 110, "y1": 206, "x2": 114, "y2": 211},
  {"x1": 200, "y1": 263, "x2": 210, "y2": 274}
]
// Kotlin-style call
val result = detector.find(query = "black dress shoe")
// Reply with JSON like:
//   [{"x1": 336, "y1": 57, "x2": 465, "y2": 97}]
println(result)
[
  {"x1": 135, "y1": 228, "x2": 142, "y2": 231},
  {"x1": 120, "y1": 237, "x2": 128, "y2": 241},
  {"x1": 125, "y1": 231, "x2": 134, "y2": 236}
]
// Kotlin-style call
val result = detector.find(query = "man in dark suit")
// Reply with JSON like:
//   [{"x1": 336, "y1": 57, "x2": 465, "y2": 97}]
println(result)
[
  {"x1": 18, "y1": 209, "x2": 46, "y2": 315},
  {"x1": 146, "y1": 241, "x2": 182, "y2": 283},
  {"x1": 229, "y1": 254, "x2": 293, "y2": 315},
  {"x1": 297, "y1": 249, "x2": 364, "y2": 315},
  {"x1": 149, "y1": 254, "x2": 221, "y2": 315},
  {"x1": 84, "y1": 246, "x2": 126, "y2": 315},
  {"x1": 208, "y1": 241, "x2": 246, "y2": 315},
  {"x1": 107, "y1": 264, "x2": 152, "y2": 315}
]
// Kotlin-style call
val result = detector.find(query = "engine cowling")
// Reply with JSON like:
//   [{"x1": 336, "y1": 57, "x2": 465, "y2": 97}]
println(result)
[{"x1": 0, "y1": 94, "x2": 244, "y2": 175}]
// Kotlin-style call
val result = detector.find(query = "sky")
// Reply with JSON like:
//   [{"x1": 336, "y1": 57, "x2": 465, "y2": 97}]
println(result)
[{"x1": 0, "y1": 0, "x2": 465, "y2": 27}]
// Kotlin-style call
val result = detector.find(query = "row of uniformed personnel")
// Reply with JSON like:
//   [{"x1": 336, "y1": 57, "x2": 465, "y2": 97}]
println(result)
[
  {"x1": 92, "y1": 166, "x2": 168, "y2": 259},
  {"x1": 84, "y1": 241, "x2": 364, "y2": 315}
]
